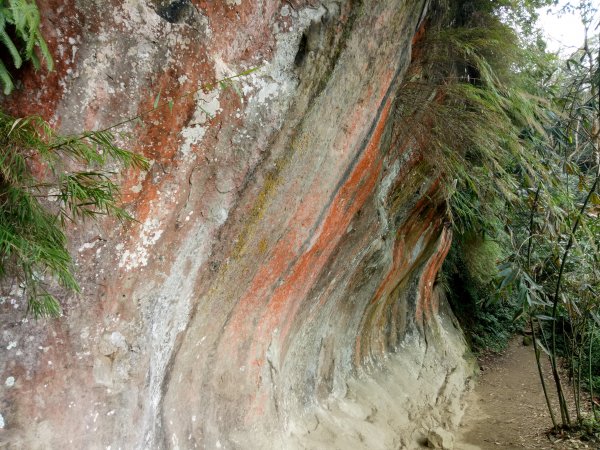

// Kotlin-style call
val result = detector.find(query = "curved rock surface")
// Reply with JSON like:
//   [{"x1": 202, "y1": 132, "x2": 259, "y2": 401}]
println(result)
[{"x1": 0, "y1": 1, "x2": 475, "y2": 448}]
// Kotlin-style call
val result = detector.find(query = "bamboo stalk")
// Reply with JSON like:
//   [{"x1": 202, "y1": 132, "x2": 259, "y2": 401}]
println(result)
[
  {"x1": 590, "y1": 322, "x2": 597, "y2": 421},
  {"x1": 532, "y1": 317, "x2": 558, "y2": 429}
]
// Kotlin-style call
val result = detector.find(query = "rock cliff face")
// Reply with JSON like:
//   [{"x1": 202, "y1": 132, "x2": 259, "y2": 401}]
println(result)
[{"x1": 0, "y1": 1, "x2": 475, "y2": 448}]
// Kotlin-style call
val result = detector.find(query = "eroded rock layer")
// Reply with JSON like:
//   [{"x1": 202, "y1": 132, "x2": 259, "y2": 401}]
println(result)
[{"x1": 0, "y1": 1, "x2": 475, "y2": 448}]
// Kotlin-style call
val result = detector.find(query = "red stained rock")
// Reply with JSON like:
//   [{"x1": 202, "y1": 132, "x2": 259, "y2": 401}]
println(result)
[{"x1": 0, "y1": 1, "x2": 474, "y2": 448}]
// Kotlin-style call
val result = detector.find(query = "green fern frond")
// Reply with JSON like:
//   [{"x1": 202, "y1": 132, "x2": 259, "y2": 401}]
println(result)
[
  {"x1": 29, "y1": 50, "x2": 39, "y2": 70},
  {"x1": 0, "y1": 28, "x2": 22, "y2": 68},
  {"x1": 0, "y1": 59, "x2": 13, "y2": 94},
  {"x1": 8, "y1": 0, "x2": 41, "y2": 55},
  {"x1": 34, "y1": 30, "x2": 52, "y2": 70},
  {"x1": 0, "y1": 0, "x2": 53, "y2": 94}
]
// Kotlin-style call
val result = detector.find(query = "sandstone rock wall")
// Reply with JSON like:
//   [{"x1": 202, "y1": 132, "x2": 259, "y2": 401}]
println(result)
[{"x1": 0, "y1": 1, "x2": 475, "y2": 448}]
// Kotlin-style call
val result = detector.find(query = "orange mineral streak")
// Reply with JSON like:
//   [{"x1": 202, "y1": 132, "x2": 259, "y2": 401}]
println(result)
[
  {"x1": 220, "y1": 94, "x2": 393, "y2": 387},
  {"x1": 248, "y1": 99, "x2": 394, "y2": 424},
  {"x1": 371, "y1": 175, "x2": 442, "y2": 304},
  {"x1": 415, "y1": 225, "x2": 452, "y2": 327},
  {"x1": 262, "y1": 98, "x2": 393, "y2": 352},
  {"x1": 412, "y1": 18, "x2": 427, "y2": 48},
  {"x1": 353, "y1": 174, "x2": 446, "y2": 362},
  {"x1": 274, "y1": 101, "x2": 391, "y2": 342},
  {"x1": 219, "y1": 75, "x2": 386, "y2": 340}
]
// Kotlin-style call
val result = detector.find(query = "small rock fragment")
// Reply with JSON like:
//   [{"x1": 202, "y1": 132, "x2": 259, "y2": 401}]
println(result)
[{"x1": 427, "y1": 427, "x2": 454, "y2": 449}]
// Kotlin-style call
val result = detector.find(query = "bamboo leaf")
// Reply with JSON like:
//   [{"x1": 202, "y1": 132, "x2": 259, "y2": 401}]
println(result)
[
  {"x1": 8, "y1": 117, "x2": 23, "y2": 135},
  {"x1": 536, "y1": 340, "x2": 551, "y2": 357},
  {"x1": 535, "y1": 315, "x2": 555, "y2": 321}
]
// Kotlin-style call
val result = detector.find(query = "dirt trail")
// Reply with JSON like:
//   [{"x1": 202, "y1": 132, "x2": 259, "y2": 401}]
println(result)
[{"x1": 455, "y1": 338, "x2": 594, "y2": 450}]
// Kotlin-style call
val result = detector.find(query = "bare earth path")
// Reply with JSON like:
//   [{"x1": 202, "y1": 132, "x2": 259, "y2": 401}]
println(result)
[{"x1": 455, "y1": 338, "x2": 594, "y2": 450}]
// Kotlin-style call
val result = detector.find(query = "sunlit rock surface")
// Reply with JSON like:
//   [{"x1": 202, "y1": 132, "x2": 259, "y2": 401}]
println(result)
[{"x1": 0, "y1": 1, "x2": 475, "y2": 448}]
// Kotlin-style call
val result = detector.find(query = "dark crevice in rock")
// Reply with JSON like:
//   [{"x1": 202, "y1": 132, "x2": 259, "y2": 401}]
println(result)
[
  {"x1": 294, "y1": 33, "x2": 308, "y2": 67},
  {"x1": 151, "y1": 0, "x2": 193, "y2": 23}
]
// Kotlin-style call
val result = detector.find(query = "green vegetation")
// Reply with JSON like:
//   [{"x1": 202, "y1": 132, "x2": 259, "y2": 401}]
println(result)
[
  {"x1": 0, "y1": 0, "x2": 52, "y2": 94},
  {"x1": 397, "y1": 0, "x2": 553, "y2": 351},
  {"x1": 500, "y1": 12, "x2": 600, "y2": 429},
  {"x1": 0, "y1": 1, "x2": 147, "y2": 317},
  {"x1": 0, "y1": 113, "x2": 147, "y2": 317},
  {"x1": 442, "y1": 234, "x2": 522, "y2": 352},
  {"x1": 399, "y1": 0, "x2": 600, "y2": 435}
]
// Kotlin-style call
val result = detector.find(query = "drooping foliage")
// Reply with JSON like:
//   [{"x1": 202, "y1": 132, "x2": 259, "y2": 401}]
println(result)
[
  {"x1": 408, "y1": 0, "x2": 600, "y2": 433},
  {"x1": 0, "y1": 1, "x2": 148, "y2": 317},
  {"x1": 0, "y1": 113, "x2": 147, "y2": 317},
  {"x1": 391, "y1": 0, "x2": 558, "y2": 353},
  {"x1": 0, "y1": 0, "x2": 52, "y2": 94}
]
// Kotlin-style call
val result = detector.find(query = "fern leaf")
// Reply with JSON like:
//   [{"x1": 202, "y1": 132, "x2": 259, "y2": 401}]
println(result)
[
  {"x1": 0, "y1": 59, "x2": 14, "y2": 94},
  {"x1": 35, "y1": 30, "x2": 53, "y2": 70},
  {"x1": 0, "y1": 28, "x2": 22, "y2": 68},
  {"x1": 29, "y1": 50, "x2": 40, "y2": 70}
]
